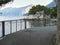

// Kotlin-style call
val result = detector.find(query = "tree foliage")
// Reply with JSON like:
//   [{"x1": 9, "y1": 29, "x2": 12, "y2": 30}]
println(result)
[
  {"x1": 0, "y1": 0, "x2": 13, "y2": 6},
  {"x1": 29, "y1": 5, "x2": 44, "y2": 15},
  {"x1": 29, "y1": 6, "x2": 36, "y2": 14},
  {"x1": 50, "y1": 6, "x2": 57, "y2": 18},
  {"x1": 28, "y1": 5, "x2": 57, "y2": 18},
  {"x1": 29, "y1": 5, "x2": 51, "y2": 15}
]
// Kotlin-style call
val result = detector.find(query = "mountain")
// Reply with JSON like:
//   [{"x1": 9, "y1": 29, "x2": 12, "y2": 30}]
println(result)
[{"x1": 46, "y1": 0, "x2": 56, "y2": 8}]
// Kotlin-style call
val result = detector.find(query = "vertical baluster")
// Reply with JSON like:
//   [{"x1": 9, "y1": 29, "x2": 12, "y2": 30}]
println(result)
[
  {"x1": 16, "y1": 20, "x2": 17, "y2": 32},
  {"x1": 20, "y1": 20, "x2": 22, "y2": 30},
  {"x1": 10, "y1": 21, "x2": 12, "y2": 33},
  {"x1": 2, "y1": 21, "x2": 5, "y2": 37},
  {"x1": 24, "y1": 20, "x2": 26, "y2": 29}
]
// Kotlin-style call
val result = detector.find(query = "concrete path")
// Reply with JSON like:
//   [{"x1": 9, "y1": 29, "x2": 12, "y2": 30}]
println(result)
[{"x1": 0, "y1": 26, "x2": 57, "y2": 45}]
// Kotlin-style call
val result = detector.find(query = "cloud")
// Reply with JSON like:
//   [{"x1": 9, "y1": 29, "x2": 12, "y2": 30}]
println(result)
[{"x1": 1, "y1": 0, "x2": 53, "y2": 9}]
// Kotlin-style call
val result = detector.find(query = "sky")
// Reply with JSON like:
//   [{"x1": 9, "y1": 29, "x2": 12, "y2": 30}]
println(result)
[
  {"x1": 1, "y1": 0, "x2": 53, "y2": 9},
  {"x1": 0, "y1": 0, "x2": 54, "y2": 21}
]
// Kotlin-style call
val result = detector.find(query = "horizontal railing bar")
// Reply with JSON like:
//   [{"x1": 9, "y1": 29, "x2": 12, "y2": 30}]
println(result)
[
  {"x1": 0, "y1": 18, "x2": 57, "y2": 22},
  {"x1": 0, "y1": 19, "x2": 22, "y2": 22}
]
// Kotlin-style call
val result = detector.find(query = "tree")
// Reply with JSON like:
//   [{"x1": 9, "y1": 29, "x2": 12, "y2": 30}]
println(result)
[
  {"x1": 28, "y1": 5, "x2": 44, "y2": 15},
  {"x1": 50, "y1": 6, "x2": 57, "y2": 18},
  {"x1": 35, "y1": 5, "x2": 44, "y2": 11},
  {"x1": 29, "y1": 5, "x2": 51, "y2": 15},
  {"x1": 57, "y1": 0, "x2": 60, "y2": 45},
  {"x1": 0, "y1": 0, "x2": 13, "y2": 6},
  {"x1": 28, "y1": 5, "x2": 57, "y2": 18},
  {"x1": 44, "y1": 7, "x2": 51, "y2": 15},
  {"x1": 29, "y1": 6, "x2": 36, "y2": 15}
]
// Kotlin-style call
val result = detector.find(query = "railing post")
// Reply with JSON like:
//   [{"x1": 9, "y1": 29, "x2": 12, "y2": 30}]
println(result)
[
  {"x1": 2, "y1": 21, "x2": 5, "y2": 37},
  {"x1": 16, "y1": 20, "x2": 17, "y2": 32},
  {"x1": 24, "y1": 20, "x2": 26, "y2": 29},
  {"x1": 20, "y1": 20, "x2": 22, "y2": 30},
  {"x1": 10, "y1": 21, "x2": 12, "y2": 33}
]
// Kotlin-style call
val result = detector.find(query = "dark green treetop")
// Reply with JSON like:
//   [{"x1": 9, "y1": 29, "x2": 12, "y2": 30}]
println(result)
[
  {"x1": 0, "y1": 0, "x2": 13, "y2": 6},
  {"x1": 28, "y1": 5, "x2": 57, "y2": 18}
]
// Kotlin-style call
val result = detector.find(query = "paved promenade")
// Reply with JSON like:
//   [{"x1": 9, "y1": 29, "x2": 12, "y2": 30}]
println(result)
[{"x1": 0, "y1": 26, "x2": 57, "y2": 45}]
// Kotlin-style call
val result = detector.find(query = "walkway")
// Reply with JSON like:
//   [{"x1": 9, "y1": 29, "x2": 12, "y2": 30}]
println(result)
[{"x1": 0, "y1": 26, "x2": 57, "y2": 45}]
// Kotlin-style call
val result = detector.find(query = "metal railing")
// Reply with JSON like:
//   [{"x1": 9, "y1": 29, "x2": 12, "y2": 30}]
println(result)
[
  {"x1": 0, "y1": 19, "x2": 57, "y2": 38},
  {"x1": 0, "y1": 19, "x2": 28, "y2": 37}
]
